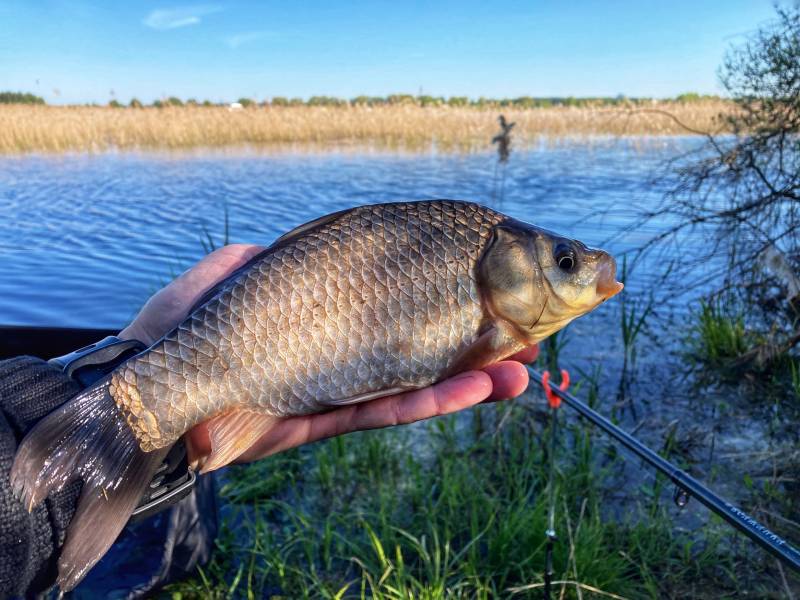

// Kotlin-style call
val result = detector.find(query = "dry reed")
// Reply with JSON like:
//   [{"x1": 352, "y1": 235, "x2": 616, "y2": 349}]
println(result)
[{"x1": 0, "y1": 101, "x2": 733, "y2": 154}]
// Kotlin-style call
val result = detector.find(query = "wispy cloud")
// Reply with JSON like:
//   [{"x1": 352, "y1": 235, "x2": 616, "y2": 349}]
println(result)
[
  {"x1": 225, "y1": 30, "x2": 275, "y2": 49},
  {"x1": 143, "y1": 5, "x2": 222, "y2": 30}
]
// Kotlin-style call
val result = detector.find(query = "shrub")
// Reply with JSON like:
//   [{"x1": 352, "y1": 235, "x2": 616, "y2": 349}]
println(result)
[
  {"x1": 446, "y1": 96, "x2": 469, "y2": 107},
  {"x1": 0, "y1": 91, "x2": 45, "y2": 105}
]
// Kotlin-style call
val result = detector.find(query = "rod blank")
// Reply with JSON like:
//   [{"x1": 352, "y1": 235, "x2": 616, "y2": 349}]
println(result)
[{"x1": 526, "y1": 367, "x2": 800, "y2": 572}]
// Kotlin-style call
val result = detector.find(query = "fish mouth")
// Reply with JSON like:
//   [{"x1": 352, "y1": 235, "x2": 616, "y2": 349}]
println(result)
[{"x1": 595, "y1": 257, "x2": 624, "y2": 300}]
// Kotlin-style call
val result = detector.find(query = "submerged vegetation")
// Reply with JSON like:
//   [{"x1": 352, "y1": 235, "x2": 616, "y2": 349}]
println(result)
[{"x1": 0, "y1": 100, "x2": 731, "y2": 154}]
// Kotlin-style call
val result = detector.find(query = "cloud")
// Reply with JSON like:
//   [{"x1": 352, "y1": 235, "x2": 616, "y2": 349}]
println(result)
[
  {"x1": 143, "y1": 5, "x2": 222, "y2": 30},
  {"x1": 224, "y1": 30, "x2": 275, "y2": 49}
]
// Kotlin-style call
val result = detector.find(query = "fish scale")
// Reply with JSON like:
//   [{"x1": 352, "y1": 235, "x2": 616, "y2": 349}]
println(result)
[
  {"x1": 12, "y1": 199, "x2": 624, "y2": 592},
  {"x1": 111, "y1": 201, "x2": 505, "y2": 451}
]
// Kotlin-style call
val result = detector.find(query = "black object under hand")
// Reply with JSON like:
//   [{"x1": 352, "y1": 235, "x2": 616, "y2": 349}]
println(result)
[{"x1": 0, "y1": 356, "x2": 81, "y2": 598}]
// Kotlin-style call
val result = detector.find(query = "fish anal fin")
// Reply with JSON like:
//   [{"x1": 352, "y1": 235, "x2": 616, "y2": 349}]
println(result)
[
  {"x1": 200, "y1": 410, "x2": 279, "y2": 474},
  {"x1": 318, "y1": 386, "x2": 413, "y2": 407},
  {"x1": 444, "y1": 323, "x2": 527, "y2": 378}
]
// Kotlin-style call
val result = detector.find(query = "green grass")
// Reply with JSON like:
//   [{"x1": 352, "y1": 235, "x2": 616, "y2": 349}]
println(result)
[
  {"x1": 688, "y1": 299, "x2": 752, "y2": 373},
  {"x1": 163, "y1": 390, "x2": 782, "y2": 600}
]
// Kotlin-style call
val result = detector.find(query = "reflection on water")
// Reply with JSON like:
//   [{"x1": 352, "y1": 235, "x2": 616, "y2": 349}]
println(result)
[{"x1": 0, "y1": 137, "x2": 700, "y2": 330}]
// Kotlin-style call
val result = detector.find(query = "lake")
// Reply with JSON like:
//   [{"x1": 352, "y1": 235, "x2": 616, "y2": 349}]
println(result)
[
  {"x1": 0, "y1": 137, "x2": 698, "y2": 332},
  {"x1": 0, "y1": 137, "x2": 723, "y2": 433},
  {"x1": 3, "y1": 139, "x2": 794, "y2": 589}
]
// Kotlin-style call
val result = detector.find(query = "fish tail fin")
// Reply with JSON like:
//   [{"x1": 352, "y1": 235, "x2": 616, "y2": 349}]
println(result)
[{"x1": 10, "y1": 378, "x2": 168, "y2": 591}]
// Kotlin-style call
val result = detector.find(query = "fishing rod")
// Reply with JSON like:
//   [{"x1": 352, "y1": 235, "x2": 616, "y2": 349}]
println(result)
[{"x1": 526, "y1": 366, "x2": 800, "y2": 574}]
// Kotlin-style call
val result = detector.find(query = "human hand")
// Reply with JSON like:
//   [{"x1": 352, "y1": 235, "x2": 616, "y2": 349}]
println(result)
[{"x1": 119, "y1": 245, "x2": 539, "y2": 464}]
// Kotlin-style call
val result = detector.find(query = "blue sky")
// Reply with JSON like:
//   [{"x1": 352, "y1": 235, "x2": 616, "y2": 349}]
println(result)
[{"x1": 0, "y1": 1, "x2": 779, "y2": 104}]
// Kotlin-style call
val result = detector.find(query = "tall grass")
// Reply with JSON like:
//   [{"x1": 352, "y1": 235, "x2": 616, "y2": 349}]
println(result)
[
  {"x1": 616, "y1": 258, "x2": 656, "y2": 414},
  {"x1": 0, "y1": 101, "x2": 733, "y2": 154},
  {"x1": 791, "y1": 359, "x2": 800, "y2": 402},
  {"x1": 163, "y1": 396, "x2": 785, "y2": 599},
  {"x1": 688, "y1": 299, "x2": 751, "y2": 373}
]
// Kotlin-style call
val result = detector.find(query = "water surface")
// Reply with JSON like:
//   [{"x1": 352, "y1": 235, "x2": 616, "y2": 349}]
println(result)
[{"x1": 0, "y1": 138, "x2": 697, "y2": 330}]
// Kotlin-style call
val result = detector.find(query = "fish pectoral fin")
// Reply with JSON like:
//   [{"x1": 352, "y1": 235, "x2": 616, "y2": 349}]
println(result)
[
  {"x1": 444, "y1": 323, "x2": 526, "y2": 378},
  {"x1": 199, "y1": 410, "x2": 279, "y2": 474},
  {"x1": 319, "y1": 386, "x2": 415, "y2": 407}
]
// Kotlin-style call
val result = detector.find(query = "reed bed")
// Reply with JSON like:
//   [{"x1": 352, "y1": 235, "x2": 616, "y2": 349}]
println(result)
[{"x1": 0, "y1": 101, "x2": 733, "y2": 154}]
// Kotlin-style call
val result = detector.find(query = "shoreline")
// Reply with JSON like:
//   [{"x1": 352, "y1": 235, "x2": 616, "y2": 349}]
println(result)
[{"x1": 0, "y1": 102, "x2": 731, "y2": 154}]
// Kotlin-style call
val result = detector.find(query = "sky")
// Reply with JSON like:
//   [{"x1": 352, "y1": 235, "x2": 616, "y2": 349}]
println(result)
[{"x1": 0, "y1": 0, "x2": 781, "y2": 105}]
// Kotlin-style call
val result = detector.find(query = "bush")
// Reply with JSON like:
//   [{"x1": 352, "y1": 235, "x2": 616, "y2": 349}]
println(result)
[
  {"x1": 129, "y1": 98, "x2": 143, "y2": 108},
  {"x1": 0, "y1": 91, "x2": 45, "y2": 105},
  {"x1": 417, "y1": 95, "x2": 445, "y2": 107},
  {"x1": 446, "y1": 96, "x2": 469, "y2": 107},
  {"x1": 386, "y1": 94, "x2": 414, "y2": 105}
]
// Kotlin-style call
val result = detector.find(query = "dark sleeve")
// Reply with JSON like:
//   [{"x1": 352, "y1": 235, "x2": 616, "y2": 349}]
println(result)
[{"x1": 0, "y1": 357, "x2": 82, "y2": 598}]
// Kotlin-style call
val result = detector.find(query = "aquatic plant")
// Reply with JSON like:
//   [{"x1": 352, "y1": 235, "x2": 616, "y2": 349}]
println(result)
[
  {"x1": 0, "y1": 101, "x2": 732, "y2": 154},
  {"x1": 199, "y1": 202, "x2": 230, "y2": 255},
  {"x1": 688, "y1": 299, "x2": 751, "y2": 373},
  {"x1": 616, "y1": 257, "x2": 656, "y2": 413},
  {"x1": 491, "y1": 114, "x2": 514, "y2": 203}
]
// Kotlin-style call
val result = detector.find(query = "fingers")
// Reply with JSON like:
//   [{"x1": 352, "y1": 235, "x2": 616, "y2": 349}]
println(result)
[
  {"x1": 233, "y1": 371, "x2": 494, "y2": 463},
  {"x1": 483, "y1": 360, "x2": 530, "y2": 401},
  {"x1": 348, "y1": 371, "x2": 493, "y2": 431}
]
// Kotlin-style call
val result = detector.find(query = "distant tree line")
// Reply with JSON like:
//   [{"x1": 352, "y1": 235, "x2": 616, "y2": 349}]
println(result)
[
  {"x1": 112, "y1": 93, "x2": 721, "y2": 109},
  {"x1": 0, "y1": 90, "x2": 722, "y2": 109},
  {"x1": 0, "y1": 91, "x2": 45, "y2": 104}
]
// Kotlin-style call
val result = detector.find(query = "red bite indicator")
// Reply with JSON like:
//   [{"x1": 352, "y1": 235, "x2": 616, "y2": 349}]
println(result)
[{"x1": 541, "y1": 369, "x2": 570, "y2": 409}]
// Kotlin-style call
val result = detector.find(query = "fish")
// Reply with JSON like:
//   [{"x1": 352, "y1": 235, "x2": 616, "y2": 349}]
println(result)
[{"x1": 10, "y1": 200, "x2": 623, "y2": 591}]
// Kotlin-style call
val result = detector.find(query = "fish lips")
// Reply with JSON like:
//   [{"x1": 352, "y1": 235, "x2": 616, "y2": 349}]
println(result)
[{"x1": 595, "y1": 259, "x2": 624, "y2": 300}]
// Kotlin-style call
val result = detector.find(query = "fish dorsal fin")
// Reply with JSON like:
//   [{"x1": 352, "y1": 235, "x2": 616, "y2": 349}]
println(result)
[
  {"x1": 270, "y1": 207, "x2": 354, "y2": 248},
  {"x1": 187, "y1": 208, "x2": 354, "y2": 316},
  {"x1": 318, "y1": 386, "x2": 415, "y2": 407},
  {"x1": 199, "y1": 409, "x2": 279, "y2": 473}
]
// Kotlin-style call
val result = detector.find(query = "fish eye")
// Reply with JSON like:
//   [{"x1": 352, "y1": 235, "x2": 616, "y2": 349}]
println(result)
[{"x1": 554, "y1": 243, "x2": 577, "y2": 272}]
